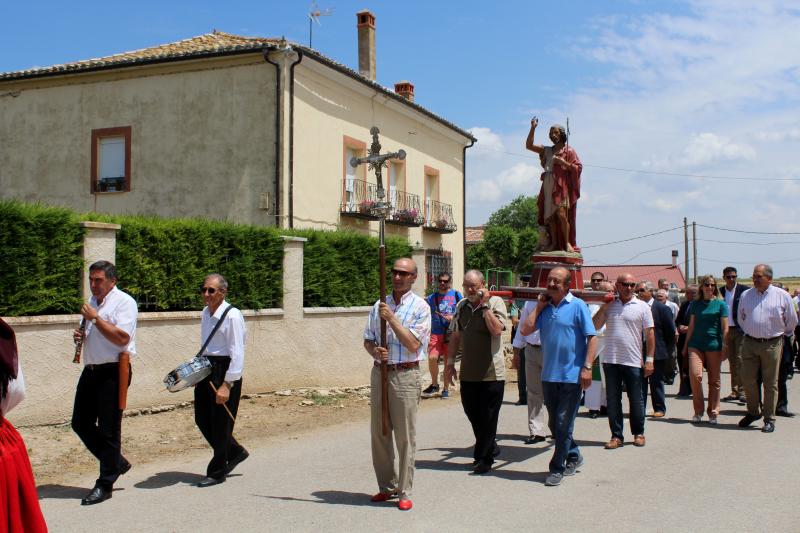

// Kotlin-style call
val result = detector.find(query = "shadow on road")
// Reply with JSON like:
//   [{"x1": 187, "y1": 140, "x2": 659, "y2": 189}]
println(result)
[
  {"x1": 37, "y1": 484, "x2": 124, "y2": 499},
  {"x1": 252, "y1": 491, "x2": 374, "y2": 507},
  {"x1": 134, "y1": 471, "x2": 206, "y2": 489}
]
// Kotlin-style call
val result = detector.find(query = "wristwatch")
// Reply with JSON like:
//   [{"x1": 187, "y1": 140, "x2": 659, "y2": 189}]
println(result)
[
  {"x1": 583, "y1": 363, "x2": 592, "y2": 371},
  {"x1": 91, "y1": 317, "x2": 97, "y2": 325}
]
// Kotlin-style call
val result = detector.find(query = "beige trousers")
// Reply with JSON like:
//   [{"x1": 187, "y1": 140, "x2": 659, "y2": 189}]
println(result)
[
  {"x1": 524, "y1": 345, "x2": 548, "y2": 437},
  {"x1": 370, "y1": 365, "x2": 421, "y2": 499},
  {"x1": 726, "y1": 327, "x2": 745, "y2": 396},
  {"x1": 741, "y1": 336, "x2": 783, "y2": 422}
]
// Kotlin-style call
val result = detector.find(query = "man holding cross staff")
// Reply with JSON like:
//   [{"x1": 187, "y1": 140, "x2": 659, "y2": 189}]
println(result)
[{"x1": 359, "y1": 128, "x2": 431, "y2": 511}]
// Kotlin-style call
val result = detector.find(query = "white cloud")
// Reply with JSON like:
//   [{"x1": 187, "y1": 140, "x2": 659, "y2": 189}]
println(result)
[
  {"x1": 468, "y1": 162, "x2": 537, "y2": 204},
  {"x1": 468, "y1": 126, "x2": 506, "y2": 158},
  {"x1": 643, "y1": 133, "x2": 756, "y2": 170},
  {"x1": 755, "y1": 129, "x2": 800, "y2": 142}
]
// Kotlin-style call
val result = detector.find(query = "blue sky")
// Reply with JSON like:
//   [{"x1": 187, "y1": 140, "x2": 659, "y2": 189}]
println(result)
[{"x1": 3, "y1": 1, "x2": 800, "y2": 278}]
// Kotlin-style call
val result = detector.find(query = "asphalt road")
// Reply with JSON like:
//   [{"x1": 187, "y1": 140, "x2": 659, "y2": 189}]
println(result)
[{"x1": 39, "y1": 371, "x2": 800, "y2": 532}]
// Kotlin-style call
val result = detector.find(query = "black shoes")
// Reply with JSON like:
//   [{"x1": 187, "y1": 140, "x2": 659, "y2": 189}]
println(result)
[
  {"x1": 226, "y1": 449, "x2": 250, "y2": 474},
  {"x1": 762, "y1": 422, "x2": 775, "y2": 433},
  {"x1": 524, "y1": 435, "x2": 546, "y2": 444},
  {"x1": 738, "y1": 414, "x2": 762, "y2": 428},
  {"x1": 197, "y1": 476, "x2": 226, "y2": 488},
  {"x1": 588, "y1": 410, "x2": 600, "y2": 419},
  {"x1": 775, "y1": 409, "x2": 795, "y2": 418},
  {"x1": 119, "y1": 457, "x2": 132, "y2": 476},
  {"x1": 81, "y1": 486, "x2": 112, "y2": 505},
  {"x1": 472, "y1": 462, "x2": 491, "y2": 475}
]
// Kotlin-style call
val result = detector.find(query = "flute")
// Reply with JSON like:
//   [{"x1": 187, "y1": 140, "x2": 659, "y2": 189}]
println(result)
[{"x1": 73, "y1": 318, "x2": 86, "y2": 364}]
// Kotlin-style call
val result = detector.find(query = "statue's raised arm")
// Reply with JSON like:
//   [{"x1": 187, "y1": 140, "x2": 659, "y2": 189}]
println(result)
[{"x1": 525, "y1": 117, "x2": 545, "y2": 155}]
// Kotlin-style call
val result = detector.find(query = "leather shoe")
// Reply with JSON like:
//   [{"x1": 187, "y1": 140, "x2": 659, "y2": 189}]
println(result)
[
  {"x1": 524, "y1": 435, "x2": 546, "y2": 445},
  {"x1": 226, "y1": 449, "x2": 249, "y2": 474},
  {"x1": 398, "y1": 499, "x2": 413, "y2": 511},
  {"x1": 762, "y1": 422, "x2": 775, "y2": 433},
  {"x1": 370, "y1": 491, "x2": 398, "y2": 502},
  {"x1": 775, "y1": 409, "x2": 795, "y2": 418},
  {"x1": 738, "y1": 414, "x2": 762, "y2": 428},
  {"x1": 196, "y1": 476, "x2": 225, "y2": 488},
  {"x1": 604, "y1": 437, "x2": 623, "y2": 450},
  {"x1": 633, "y1": 434, "x2": 646, "y2": 447},
  {"x1": 119, "y1": 458, "x2": 132, "y2": 476},
  {"x1": 472, "y1": 462, "x2": 492, "y2": 475},
  {"x1": 81, "y1": 486, "x2": 111, "y2": 505}
]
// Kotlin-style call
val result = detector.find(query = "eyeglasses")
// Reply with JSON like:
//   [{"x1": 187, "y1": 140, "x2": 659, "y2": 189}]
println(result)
[
  {"x1": 635, "y1": 288, "x2": 647, "y2": 293},
  {"x1": 591, "y1": 278, "x2": 603, "y2": 283},
  {"x1": 703, "y1": 283, "x2": 716, "y2": 288},
  {"x1": 391, "y1": 269, "x2": 414, "y2": 278},
  {"x1": 201, "y1": 287, "x2": 218, "y2": 294},
  {"x1": 724, "y1": 275, "x2": 737, "y2": 279},
  {"x1": 619, "y1": 282, "x2": 636, "y2": 288},
  {"x1": 438, "y1": 279, "x2": 451, "y2": 284}
]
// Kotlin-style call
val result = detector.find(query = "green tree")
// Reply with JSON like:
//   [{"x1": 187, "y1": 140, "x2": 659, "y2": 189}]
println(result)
[
  {"x1": 468, "y1": 195, "x2": 539, "y2": 276},
  {"x1": 486, "y1": 195, "x2": 538, "y2": 231}
]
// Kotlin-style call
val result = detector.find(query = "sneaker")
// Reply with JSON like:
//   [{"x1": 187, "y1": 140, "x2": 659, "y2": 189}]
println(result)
[
  {"x1": 441, "y1": 389, "x2": 450, "y2": 399},
  {"x1": 708, "y1": 417, "x2": 718, "y2": 425},
  {"x1": 563, "y1": 456, "x2": 584, "y2": 476},
  {"x1": 421, "y1": 384, "x2": 440, "y2": 397},
  {"x1": 545, "y1": 472, "x2": 563, "y2": 486},
  {"x1": 691, "y1": 415, "x2": 702, "y2": 423}
]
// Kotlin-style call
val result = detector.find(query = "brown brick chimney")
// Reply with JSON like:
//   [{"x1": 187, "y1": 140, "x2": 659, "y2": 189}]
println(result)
[
  {"x1": 357, "y1": 10, "x2": 376, "y2": 80},
  {"x1": 394, "y1": 81, "x2": 414, "y2": 102}
]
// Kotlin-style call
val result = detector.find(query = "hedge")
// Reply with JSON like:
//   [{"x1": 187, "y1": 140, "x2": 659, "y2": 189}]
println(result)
[
  {"x1": 0, "y1": 201, "x2": 84, "y2": 316},
  {"x1": 1, "y1": 200, "x2": 414, "y2": 315}
]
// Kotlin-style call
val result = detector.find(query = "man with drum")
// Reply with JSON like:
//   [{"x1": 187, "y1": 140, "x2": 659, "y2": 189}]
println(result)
[
  {"x1": 194, "y1": 273, "x2": 249, "y2": 487},
  {"x1": 71, "y1": 260, "x2": 137, "y2": 505}
]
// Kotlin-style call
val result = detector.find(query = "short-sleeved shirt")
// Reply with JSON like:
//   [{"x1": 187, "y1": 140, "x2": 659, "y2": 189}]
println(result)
[
  {"x1": 364, "y1": 290, "x2": 431, "y2": 364},
  {"x1": 83, "y1": 286, "x2": 138, "y2": 364},
  {"x1": 535, "y1": 293, "x2": 596, "y2": 383},
  {"x1": 427, "y1": 289, "x2": 461, "y2": 335},
  {"x1": 450, "y1": 296, "x2": 507, "y2": 382},
  {"x1": 688, "y1": 298, "x2": 729, "y2": 351},
  {"x1": 601, "y1": 298, "x2": 654, "y2": 368}
]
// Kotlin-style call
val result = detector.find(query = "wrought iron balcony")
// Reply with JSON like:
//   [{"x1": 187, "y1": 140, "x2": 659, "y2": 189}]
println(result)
[
  {"x1": 386, "y1": 190, "x2": 423, "y2": 227},
  {"x1": 423, "y1": 199, "x2": 457, "y2": 233},
  {"x1": 340, "y1": 178, "x2": 380, "y2": 220}
]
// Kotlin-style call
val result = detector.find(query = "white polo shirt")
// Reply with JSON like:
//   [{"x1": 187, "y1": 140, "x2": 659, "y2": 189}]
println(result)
[
  {"x1": 601, "y1": 297, "x2": 654, "y2": 368},
  {"x1": 83, "y1": 286, "x2": 138, "y2": 365}
]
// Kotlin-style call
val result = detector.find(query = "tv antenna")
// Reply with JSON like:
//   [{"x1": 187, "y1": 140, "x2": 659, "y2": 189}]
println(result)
[{"x1": 309, "y1": 2, "x2": 334, "y2": 48}]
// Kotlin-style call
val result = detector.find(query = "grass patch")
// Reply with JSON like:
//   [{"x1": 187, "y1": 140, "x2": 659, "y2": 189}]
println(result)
[{"x1": 309, "y1": 392, "x2": 347, "y2": 406}]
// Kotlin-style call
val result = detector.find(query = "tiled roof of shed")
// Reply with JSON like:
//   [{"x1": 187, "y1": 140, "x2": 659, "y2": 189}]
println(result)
[{"x1": 0, "y1": 31, "x2": 475, "y2": 141}]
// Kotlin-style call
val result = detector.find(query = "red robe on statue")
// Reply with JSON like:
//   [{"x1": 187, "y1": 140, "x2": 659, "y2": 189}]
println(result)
[{"x1": 536, "y1": 145, "x2": 582, "y2": 251}]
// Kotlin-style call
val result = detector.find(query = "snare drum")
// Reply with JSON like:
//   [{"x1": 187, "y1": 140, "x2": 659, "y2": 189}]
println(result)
[{"x1": 163, "y1": 356, "x2": 212, "y2": 392}]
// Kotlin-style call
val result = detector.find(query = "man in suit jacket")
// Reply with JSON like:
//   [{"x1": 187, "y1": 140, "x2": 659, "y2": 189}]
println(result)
[
  {"x1": 719, "y1": 266, "x2": 750, "y2": 403},
  {"x1": 675, "y1": 285, "x2": 697, "y2": 397},
  {"x1": 637, "y1": 282, "x2": 676, "y2": 416}
]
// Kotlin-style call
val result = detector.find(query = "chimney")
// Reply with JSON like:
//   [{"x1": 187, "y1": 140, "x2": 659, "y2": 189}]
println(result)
[
  {"x1": 357, "y1": 10, "x2": 376, "y2": 80},
  {"x1": 394, "y1": 81, "x2": 414, "y2": 102},
  {"x1": 671, "y1": 249, "x2": 678, "y2": 268}
]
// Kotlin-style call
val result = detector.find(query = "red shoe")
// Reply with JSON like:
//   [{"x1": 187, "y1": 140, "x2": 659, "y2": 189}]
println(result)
[
  {"x1": 370, "y1": 491, "x2": 397, "y2": 502},
  {"x1": 398, "y1": 498, "x2": 413, "y2": 511}
]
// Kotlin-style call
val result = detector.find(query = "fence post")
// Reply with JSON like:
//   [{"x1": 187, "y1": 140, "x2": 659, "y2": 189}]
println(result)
[
  {"x1": 281, "y1": 236, "x2": 308, "y2": 318},
  {"x1": 79, "y1": 221, "x2": 122, "y2": 301}
]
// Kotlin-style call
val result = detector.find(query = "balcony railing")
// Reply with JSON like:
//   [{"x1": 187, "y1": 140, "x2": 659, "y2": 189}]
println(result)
[
  {"x1": 340, "y1": 178, "x2": 380, "y2": 220},
  {"x1": 423, "y1": 199, "x2": 457, "y2": 233},
  {"x1": 386, "y1": 190, "x2": 423, "y2": 227}
]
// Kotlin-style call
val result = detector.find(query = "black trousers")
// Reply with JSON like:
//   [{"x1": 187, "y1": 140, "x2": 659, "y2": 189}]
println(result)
[
  {"x1": 194, "y1": 357, "x2": 245, "y2": 479},
  {"x1": 72, "y1": 362, "x2": 130, "y2": 490},
  {"x1": 460, "y1": 380, "x2": 505, "y2": 466}
]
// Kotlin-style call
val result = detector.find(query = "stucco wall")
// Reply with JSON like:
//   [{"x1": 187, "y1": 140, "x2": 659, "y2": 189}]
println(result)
[
  {"x1": 0, "y1": 55, "x2": 277, "y2": 225},
  {"x1": 291, "y1": 59, "x2": 468, "y2": 288}
]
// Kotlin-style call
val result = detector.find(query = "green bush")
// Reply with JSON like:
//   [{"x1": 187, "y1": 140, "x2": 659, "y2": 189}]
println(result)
[{"x1": 0, "y1": 200, "x2": 83, "y2": 316}]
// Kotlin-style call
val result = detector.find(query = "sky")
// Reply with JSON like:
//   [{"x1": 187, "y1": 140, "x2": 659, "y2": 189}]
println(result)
[{"x1": 2, "y1": 0, "x2": 800, "y2": 277}]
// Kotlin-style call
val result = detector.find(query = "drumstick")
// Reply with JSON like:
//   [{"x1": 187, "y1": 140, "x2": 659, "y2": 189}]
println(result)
[{"x1": 208, "y1": 382, "x2": 236, "y2": 423}]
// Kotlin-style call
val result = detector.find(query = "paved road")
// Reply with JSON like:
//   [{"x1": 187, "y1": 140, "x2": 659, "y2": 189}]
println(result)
[{"x1": 39, "y1": 373, "x2": 800, "y2": 532}]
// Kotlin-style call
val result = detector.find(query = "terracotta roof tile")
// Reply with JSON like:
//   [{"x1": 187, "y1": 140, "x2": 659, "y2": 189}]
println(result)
[
  {"x1": 583, "y1": 264, "x2": 686, "y2": 288},
  {"x1": 465, "y1": 226, "x2": 484, "y2": 244}
]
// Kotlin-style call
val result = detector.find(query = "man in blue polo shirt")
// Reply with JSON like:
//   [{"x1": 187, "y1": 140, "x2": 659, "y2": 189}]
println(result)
[{"x1": 520, "y1": 266, "x2": 597, "y2": 487}]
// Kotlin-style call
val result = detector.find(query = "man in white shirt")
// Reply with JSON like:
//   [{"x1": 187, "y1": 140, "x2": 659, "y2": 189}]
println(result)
[
  {"x1": 737, "y1": 264, "x2": 798, "y2": 433},
  {"x1": 513, "y1": 304, "x2": 547, "y2": 444},
  {"x1": 194, "y1": 273, "x2": 249, "y2": 487},
  {"x1": 71, "y1": 261, "x2": 137, "y2": 505},
  {"x1": 592, "y1": 273, "x2": 655, "y2": 449}
]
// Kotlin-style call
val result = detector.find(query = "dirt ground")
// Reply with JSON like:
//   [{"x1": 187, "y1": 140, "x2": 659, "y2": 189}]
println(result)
[{"x1": 18, "y1": 375, "x2": 505, "y2": 486}]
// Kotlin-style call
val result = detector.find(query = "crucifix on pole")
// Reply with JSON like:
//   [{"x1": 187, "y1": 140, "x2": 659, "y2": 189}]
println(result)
[{"x1": 350, "y1": 127, "x2": 406, "y2": 436}]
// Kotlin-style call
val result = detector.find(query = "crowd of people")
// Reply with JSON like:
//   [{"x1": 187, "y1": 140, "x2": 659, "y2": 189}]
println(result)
[{"x1": 364, "y1": 260, "x2": 799, "y2": 510}]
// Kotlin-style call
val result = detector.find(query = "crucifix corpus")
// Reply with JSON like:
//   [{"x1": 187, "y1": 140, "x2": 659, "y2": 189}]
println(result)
[{"x1": 350, "y1": 126, "x2": 406, "y2": 436}]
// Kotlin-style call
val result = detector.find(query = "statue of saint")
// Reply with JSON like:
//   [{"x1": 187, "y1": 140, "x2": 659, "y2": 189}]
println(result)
[{"x1": 525, "y1": 117, "x2": 583, "y2": 253}]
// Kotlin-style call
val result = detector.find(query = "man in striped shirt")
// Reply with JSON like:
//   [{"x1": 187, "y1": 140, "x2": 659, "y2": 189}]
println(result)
[
  {"x1": 363, "y1": 257, "x2": 431, "y2": 511},
  {"x1": 737, "y1": 264, "x2": 798, "y2": 433},
  {"x1": 592, "y1": 273, "x2": 655, "y2": 449}
]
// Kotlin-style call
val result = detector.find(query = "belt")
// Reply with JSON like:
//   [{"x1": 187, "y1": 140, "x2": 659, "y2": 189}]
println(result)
[
  {"x1": 526, "y1": 343, "x2": 542, "y2": 348},
  {"x1": 374, "y1": 361, "x2": 419, "y2": 371},
  {"x1": 85, "y1": 362, "x2": 119, "y2": 370},
  {"x1": 744, "y1": 334, "x2": 782, "y2": 343}
]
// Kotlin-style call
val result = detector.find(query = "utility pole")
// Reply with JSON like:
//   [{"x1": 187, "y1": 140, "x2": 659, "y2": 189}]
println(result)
[
  {"x1": 684, "y1": 217, "x2": 689, "y2": 288},
  {"x1": 692, "y1": 221, "x2": 698, "y2": 284}
]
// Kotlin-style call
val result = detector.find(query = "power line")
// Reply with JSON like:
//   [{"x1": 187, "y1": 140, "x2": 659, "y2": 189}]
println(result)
[
  {"x1": 469, "y1": 146, "x2": 800, "y2": 182},
  {"x1": 697, "y1": 223, "x2": 800, "y2": 235},
  {"x1": 697, "y1": 256, "x2": 800, "y2": 265},
  {"x1": 580, "y1": 226, "x2": 682, "y2": 249},
  {"x1": 698, "y1": 238, "x2": 800, "y2": 246}
]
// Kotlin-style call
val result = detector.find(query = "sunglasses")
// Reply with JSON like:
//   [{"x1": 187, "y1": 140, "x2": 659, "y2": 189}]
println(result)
[
  {"x1": 724, "y1": 275, "x2": 737, "y2": 279},
  {"x1": 619, "y1": 282, "x2": 636, "y2": 288},
  {"x1": 201, "y1": 287, "x2": 219, "y2": 294},
  {"x1": 438, "y1": 279, "x2": 451, "y2": 283},
  {"x1": 391, "y1": 269, "x2": 414, "y2": 278},
  {"x1": 703, "y1": 283, "x2": 716, "y2": 288},
  {"x1": 635, "y1": 288, "x2": 648, "y2": 293},
  {"x1": 591, "y1": 278, "x2": 603, "y2": 283}
]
